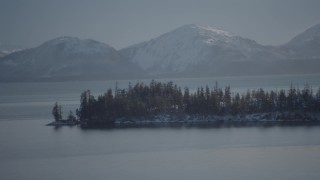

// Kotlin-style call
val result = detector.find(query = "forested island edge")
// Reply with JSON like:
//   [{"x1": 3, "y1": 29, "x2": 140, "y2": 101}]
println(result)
[{"x1": 49, "y1": 80, "x2": 320, "y2": 127}]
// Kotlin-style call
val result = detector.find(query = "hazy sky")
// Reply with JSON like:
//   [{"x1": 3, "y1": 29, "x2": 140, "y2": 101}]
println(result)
[{"x1": 1, "y1": 0, "x2": 320, "y2": 49}]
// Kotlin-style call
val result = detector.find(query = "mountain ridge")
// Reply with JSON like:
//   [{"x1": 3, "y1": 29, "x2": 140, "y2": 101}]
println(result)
[
  {"x1": 1, "y1": 23, "x2": 320, "y2": 81},
  {"x1": 281, "y1": 23, "x2": 320, "y2": 59}
]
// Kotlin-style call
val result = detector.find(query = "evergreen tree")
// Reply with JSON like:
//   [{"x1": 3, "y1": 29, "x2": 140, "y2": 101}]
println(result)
[
  {"x1": 287, "y1": 83, "x2": 297, "y2": 111},
  {"x1": 52, "y1": 102, "x2": 62, "y2": 121},
  {"x1": 183, "y1": 87, "x2": 190, "y2": 113},
  {"x1": 68, "y1": 80, "x2": 320, "y2": 126},
  {"x1": 231, "y1": 93, "x2": 241, "y2": 115},
  {"x1": 301, "y1": 84, "x2": 313, "y2": 111},
  {"x1": 224, "y1": 86, "x2": 231, "y2": 114},
  {"x1": 278, "y1": 90, "x2": 287, "y2": 111}
]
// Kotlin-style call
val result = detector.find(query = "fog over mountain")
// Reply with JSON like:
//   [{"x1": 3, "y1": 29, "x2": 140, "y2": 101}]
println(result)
[{"x1": 0, "y1": 24, "x2": 319, "y2": 81}]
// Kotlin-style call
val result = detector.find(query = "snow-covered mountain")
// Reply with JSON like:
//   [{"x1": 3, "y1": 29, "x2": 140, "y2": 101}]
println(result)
[
  {"x1": 0, "y1": 37, "x2": 142, "y2": 81},
  {"x1": 281, "y1": 24, "x2": 320, "y2": 59},
  {"x1": 120, "y1": 24, "x2": 284, "y2": 76},
  {"x1": 1, "y1": 24, "x2": 319, "y2": 82}
]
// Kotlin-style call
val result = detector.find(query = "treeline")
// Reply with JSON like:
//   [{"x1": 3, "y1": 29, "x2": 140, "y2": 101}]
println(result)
[{"x1": 73, "y1": 80, "x2": 320, "y2": 125}]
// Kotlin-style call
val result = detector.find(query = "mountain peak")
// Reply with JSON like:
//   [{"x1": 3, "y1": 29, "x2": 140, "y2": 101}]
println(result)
[
  {"x1": 283, "y1": 23, "x2": 320, "y2": 58},
  {"x1": 51, "y1": 36, "x2": 79, "y2": 41},
  {"x1": 38, "y1": 36, "x2": 116, "y2": 56},
  {"x1": 167, "y1": 24, "x2": 234, "y2": 41},
  {"x1": 0, "y1": 36, "x2": 142, "y2": 81},
  {"x1": 286, "y1": 23, "x2": 320, "y2": 46},
  {"x1": 164, "y1": 24, "x2": 237, "y2": 46},
  {"x1": 178, "y1": 24, "x2": 233, "y2": 37},
  {"x1": 120, "y1": 24, "x2": 267, "y2": 74},
  {"x1": 42, "y1": 36, "x2": 81, "y2": 46},
  {"x1": 42, "y1": 36, "x2": 111, "y2": 47}
]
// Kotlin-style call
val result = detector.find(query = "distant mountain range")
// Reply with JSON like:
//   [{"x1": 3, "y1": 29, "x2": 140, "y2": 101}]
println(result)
[{"x1": 1, "y1": 24, "x2": 320, "y2": 82}]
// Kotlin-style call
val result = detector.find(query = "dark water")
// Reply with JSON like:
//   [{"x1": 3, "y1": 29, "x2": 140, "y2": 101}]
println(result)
[
  {"x1": 1, "y1": 120, "x2": 320, "y2": 180},
  {"x1": 1, "y1": 74, "x2": 320, "y2": 180}
]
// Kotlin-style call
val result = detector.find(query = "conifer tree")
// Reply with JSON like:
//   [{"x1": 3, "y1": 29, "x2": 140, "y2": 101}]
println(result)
[{"x1": 52, "y1": 102, "x2": 62, "y2": 121}]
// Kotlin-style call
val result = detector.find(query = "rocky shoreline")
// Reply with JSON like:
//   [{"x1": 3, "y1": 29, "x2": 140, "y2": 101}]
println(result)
[
  {"x1": 74, "y1": 112, "x2": 320, "y2": 128},
  {"x1": 47, "y1": 112, "x2": 320, "y2": 127},
  {"x1": 46, "y1": 120, "x2": 80, "y2": 126}
]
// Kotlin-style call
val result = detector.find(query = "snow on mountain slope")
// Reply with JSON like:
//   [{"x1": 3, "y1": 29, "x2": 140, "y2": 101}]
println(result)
[
  {"x1": 0, "y1": 43, "x2": 26, "y2": 58},
  {"x1": 120, "y1": 24, "x2": 282, "y2": 75},
  {"x1": 1, "y1": 24, "x2": 319, "y2": 81},
  {"x1": 0, "y1": 37, "x2": 142, "y2": 81}
]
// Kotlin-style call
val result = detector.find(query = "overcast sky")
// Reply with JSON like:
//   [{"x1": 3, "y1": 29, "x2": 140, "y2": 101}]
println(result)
[{"x1": 1, "y1": 0, "x2": 320, "y2": 49}]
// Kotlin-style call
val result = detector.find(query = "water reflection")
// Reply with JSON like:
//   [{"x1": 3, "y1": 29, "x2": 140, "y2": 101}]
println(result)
[{"x1": 1, "y1": 120, "x2": 320, "y2": 180}]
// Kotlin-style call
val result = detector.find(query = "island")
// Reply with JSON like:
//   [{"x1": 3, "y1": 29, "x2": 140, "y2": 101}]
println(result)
[
  {"x1": 46, "y1": 102, "x2": 79, "y2": 126},
  {"x1": 48, "y1": 80, "x2": 320, "y2": 127}
]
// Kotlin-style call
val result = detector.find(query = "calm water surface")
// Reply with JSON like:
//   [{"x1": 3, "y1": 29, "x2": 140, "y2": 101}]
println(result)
[
  {"x1": 1, "y1": 74, "x2": 320, "y2": 121},
  {"x1": 1, "y1": 74, "x2": 320, "y2": 180},
  {"x1": 1, "y1": 120, "x2": 320, "y2": 180}
]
